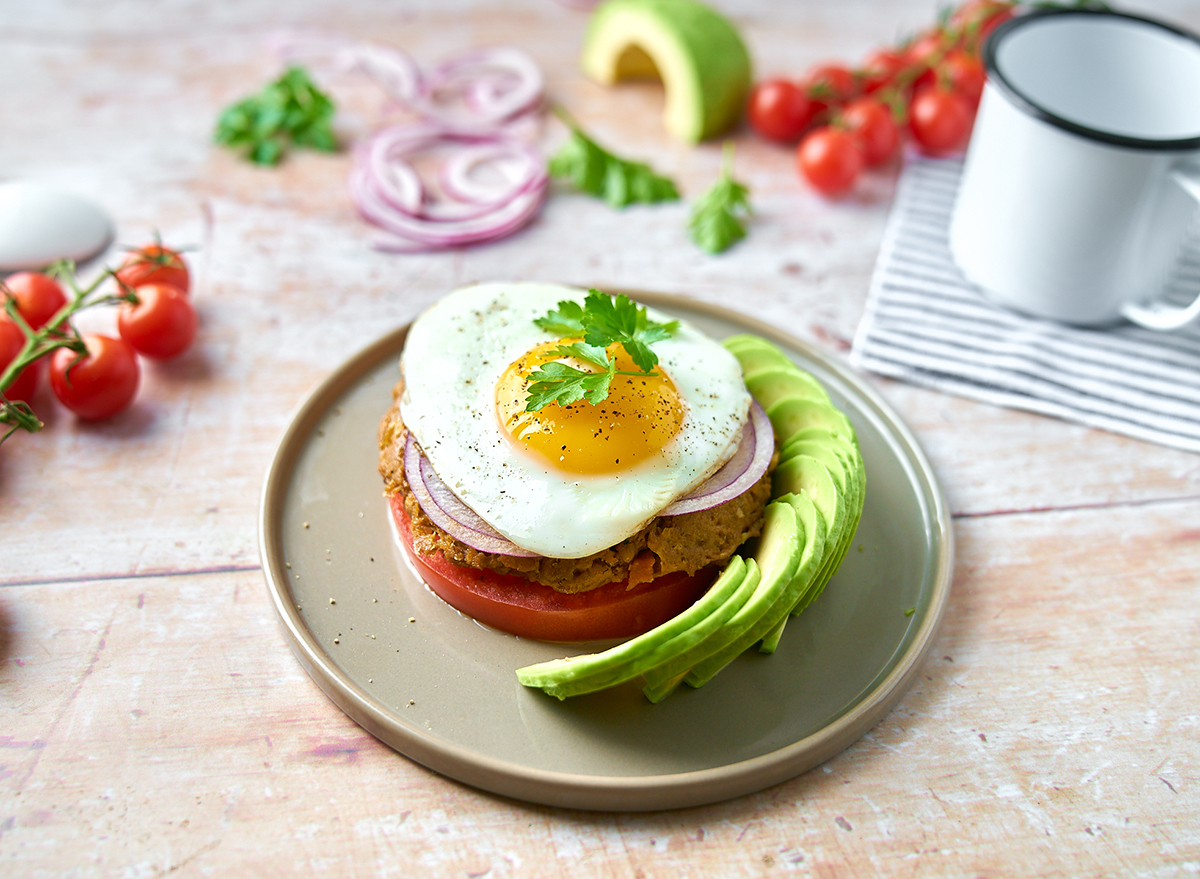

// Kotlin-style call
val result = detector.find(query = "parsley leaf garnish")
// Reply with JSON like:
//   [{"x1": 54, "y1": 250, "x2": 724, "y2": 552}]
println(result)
[
  {"x1": 525, "y1": 290, "x2": 680, "y2": 411},
  {"x1": 688, "y1": 143, "x2": 752, "y2": 254},
  {"x1": 215, "y1": 66, "x2": 337, "y2": 166},
  {"x1": 548, "y1": 110, "x2": 680, "y2": 208}
]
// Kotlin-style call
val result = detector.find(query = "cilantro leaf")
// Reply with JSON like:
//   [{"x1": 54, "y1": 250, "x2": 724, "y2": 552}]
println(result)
[
  {"x1": 578, "y1": 289, "x2": 679, "y2": 373},
  {"x1": 523, "y1": 289, "x2": 680, "y2": 410},
  {"x1": 548, "y1": 111, "x2": 680, "y2": 208},
  {"x1": 533, "y1": 300, "x2": 586, "y2": 336},
  {"x1": 215, "y1": 66, "x2": 337, "y2": 166},
  {"x1": 688, "y1": 143, "x2": 752, "y2": 254},
  {"x1": 525, "y1": 360, "x2": 616, "y2": 411},
  {"x1": 549, "y1": 341, "x2": 610, "y2": 371}
]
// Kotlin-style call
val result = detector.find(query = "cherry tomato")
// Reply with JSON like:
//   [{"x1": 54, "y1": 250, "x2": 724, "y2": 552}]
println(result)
[
  {"x1": 904, "y1": 28, "x2": 952, "y2": 70},
  {"x1": 909, "y1": 83, "x2": 975, "y2": 154},
  {"x1": 952, "y1": 0, "x2": 1017, "y2": 55},
  {"x1": 805, "y1": 62, "x2": 857, "y2": 103},
  {"x1": 2, "y1": 271, "x2": 67, "y2": 330},
  {"x1": 390, "y1": 496, "x2": 716, "y2": 642},
  {"x1": 797, "y1": 126, "x2": 864, "y2": 197},
  {"x1": 746, "y1": 78, "x2": 814, "y2": 141},
  {"x1": 115, "y1": 244, "x2": 190, "y2": 295},
  {"x1": 0, "y1": 318, "x2": 38, "y2": 403},
  {"x1": 803, "y1": 62, "x2": 859, "y2": 121},
  {"x1": 49, "y1": 334, "x2": 140, "y2": 420},
  {"x1": 858, "y1": 47, "x2": 907, "y2": 94},
  {"x1": 117, "y1": 283, "x2": 197, "y2": 360},
  {"x1": 940, "y1": 49, "x2": 986, "y2": 108},
  {"x1": 842, "y1": 97, "x2": 902, "y2": 166}
]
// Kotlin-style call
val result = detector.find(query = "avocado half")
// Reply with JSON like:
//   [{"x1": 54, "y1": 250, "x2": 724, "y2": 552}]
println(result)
[{"x1": 580, "y1": 0, "x2": 753, "y2": 143}]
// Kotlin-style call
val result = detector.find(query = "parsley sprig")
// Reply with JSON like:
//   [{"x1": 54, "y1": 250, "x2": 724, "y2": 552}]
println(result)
[
  {"x1": 215, "y1": 66, "x2": 337, "y2": 166},
  {"x1": 524, "y1": 290, "x2": 679, "y2": 411},
  {"x1": 548, "y1": 109, "x2": 680, "y2": 208},
  {"x1": 688, "y1": 142, "x2": 751, "y2": 254}
]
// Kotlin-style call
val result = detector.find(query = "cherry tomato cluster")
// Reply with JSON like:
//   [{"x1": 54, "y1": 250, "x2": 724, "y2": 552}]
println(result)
[
  {"x1": 746, "y1": 0, "x2": 1016, "y2": 197},
  {"x1": 0, "y1": 243, "x2": 196, "y2": 432}
]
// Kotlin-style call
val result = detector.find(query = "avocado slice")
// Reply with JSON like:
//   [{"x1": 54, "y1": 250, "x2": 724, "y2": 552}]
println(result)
[
  {"x1": 780, "y1": 425, "x2": 859, "y2": 464},
  {"x1": 772, "y1": 440, "x2": 864, "y2": 627},
  {"x1": 668, "y1": 500, "x2": 803, "y2": 689},
  {"x1": 757, "y1": 490, "x2": 827, "y2": 655},
  {"x1": 767, "y1": 396, "x2": 856, "y2": 446},
  {"x1": 685, "y1": 491, "x2": 825, "y2": 682},
  {"x1": 742, "y1": 367, "x2": 830, "y2": 411},
  {"x1": 580, "y1": 0, "x2": 752, "y2": 143},
  {"x1": 515, "y1": 555, "x2": 752, "y2": 699},
  {"x1": 764, "y1": 452, "x2": 846, "y2": 640},
  {"x1": 641, "y1": 557, "x2": 763, "y2": 702},
  {"x1": 724, "y1": 334, "x2": 807, "y2": 376}
]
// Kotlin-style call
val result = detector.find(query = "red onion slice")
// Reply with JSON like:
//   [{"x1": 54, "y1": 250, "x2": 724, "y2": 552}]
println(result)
[
  {"x1": 661, "y1": 401, "x2": 774, "y2": 516},
  {"x1": 410, "y1": 47, "x2": 544, "y2": 129},
  {"x1": 347, "y1": 43, "x2": 421, "y2": 105},
  {"x1": 403, "y1": 432, "x2": 540, "y2": 558},
  {"x1": 348, "y1": 128, "x2": 547, "y2": 251},
  {"x1": 266, "y1": 34, "x2": 548, "y2": 251},
  {"x1": 440, "y1": 142, "x2": 545, "y2": 207}
]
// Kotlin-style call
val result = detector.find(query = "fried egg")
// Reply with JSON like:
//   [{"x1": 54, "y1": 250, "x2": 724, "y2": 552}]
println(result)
[{"x1": 399, "y1": 282, "x2": 750, "y2": 558}]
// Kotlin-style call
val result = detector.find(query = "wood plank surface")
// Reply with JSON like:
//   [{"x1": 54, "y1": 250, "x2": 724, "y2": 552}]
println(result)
[{"x1": 2, "y1": 0, "x2": 1198, "y2": 875}]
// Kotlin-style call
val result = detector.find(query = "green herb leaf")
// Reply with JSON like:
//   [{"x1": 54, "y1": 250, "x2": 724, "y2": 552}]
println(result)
[
  {"x1": 525, "y1": 359, "x2": 616, "y2": 411},
  {"x1": 548, "y1": 111, "x2": 680, "y2": 208},
  {"x1": 215, "y1": 66, "x2": 337, "y2": 166},
  {"x1": 579, "y1": 289, "x2": 679, "y2": 372},
  {"x1": 688, "y1": 143, "x2": 751, "y2": 254},
  {"x1": 524, "y1": 289, "x2": 679, "y2": 410},
  {"x1": 532, "y1": 300, "x2": 586, "y2": 336},
  {"x1": 549, "y1": 341, "x2": 611, "y2": 372}
]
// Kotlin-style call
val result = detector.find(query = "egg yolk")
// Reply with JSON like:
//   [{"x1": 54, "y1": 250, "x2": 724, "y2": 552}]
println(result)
[{"x1": 495, "y1": 340, "x2": 684, "y2": 475}]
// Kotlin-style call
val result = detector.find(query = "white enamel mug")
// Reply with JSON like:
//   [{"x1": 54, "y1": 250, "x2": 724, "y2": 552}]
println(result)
[{"x1": 949, "y1": 9, "x2": 1200, "y2": 329}]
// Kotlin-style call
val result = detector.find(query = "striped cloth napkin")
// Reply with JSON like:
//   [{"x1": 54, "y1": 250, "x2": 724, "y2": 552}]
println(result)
[{"x1": 850, "y1": 154, "x2": 1200, "y2": 454}]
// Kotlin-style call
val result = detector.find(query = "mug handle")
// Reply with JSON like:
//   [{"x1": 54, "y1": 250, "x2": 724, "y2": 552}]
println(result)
[{"x1": 1120, "y1": 160, "x2": 1200, "y2": 331}]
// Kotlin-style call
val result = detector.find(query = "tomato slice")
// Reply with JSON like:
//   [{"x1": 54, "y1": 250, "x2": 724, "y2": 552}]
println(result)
[{"x1": 389, "y1": 494, "x2": 716, "y2": 643}]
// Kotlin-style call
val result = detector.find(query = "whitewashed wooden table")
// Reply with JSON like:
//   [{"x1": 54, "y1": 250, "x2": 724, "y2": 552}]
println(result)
[{"x1": 3, "y1": 0, "x2": 1198, "y2": 875}]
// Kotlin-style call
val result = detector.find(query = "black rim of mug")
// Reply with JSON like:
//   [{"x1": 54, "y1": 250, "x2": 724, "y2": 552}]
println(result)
[{"x1": 983, "y1": 7, "x2": 1200, "y2": 152}]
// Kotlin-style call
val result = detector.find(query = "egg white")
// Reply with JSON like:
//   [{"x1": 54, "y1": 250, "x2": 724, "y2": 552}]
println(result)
[{"x1": 399, "y1": 282, "x2": 750, "y2": 558}]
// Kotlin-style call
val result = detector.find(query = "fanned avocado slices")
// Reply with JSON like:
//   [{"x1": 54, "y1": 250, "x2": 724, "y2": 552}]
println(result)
[
  {"x1": 515, "y1": 555, "x2": 756, "y2": 700},
  {"x1": 514, "y1": 333, "x2": 866, "y2": 702},
  {"x1": 683, "y1": 491, "x2": 824, "y2": 686}
]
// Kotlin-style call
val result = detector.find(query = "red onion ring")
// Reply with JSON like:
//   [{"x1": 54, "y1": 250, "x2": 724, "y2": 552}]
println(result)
[
  {"x1": 409, "y1": 47, "x2": 544, "y2": 129},
  {"x1": 660, "y1": 400, "x2": 774, "y2": 517},
  {"x1": 346, "y1": 43, "x2": 421, "y2": 106},
  {"x1": 404, "y1": 432, "x2": 540, "y2": 558},
  {"x1": 348, "y1": 123, "x2": 547, "y2": 251},
  {"x1": 266, "y1": 34, "x2": 548, "y2": 251}
]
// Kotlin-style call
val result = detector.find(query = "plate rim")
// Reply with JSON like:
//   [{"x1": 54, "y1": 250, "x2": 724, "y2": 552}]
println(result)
[{"x1": 258, "y1": 289, "x2": 954, "y2": 811}]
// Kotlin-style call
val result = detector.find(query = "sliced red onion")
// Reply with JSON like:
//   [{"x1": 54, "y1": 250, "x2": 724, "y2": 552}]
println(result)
[
  {"x1": 266, "y1": 34, "x2": 548, "y2": 251},
  {"x1": 346, "y1": 43, "x2": 421, "y2": 105},
  {"x1": 660, "y1": 400, "x2": 774, "y2": 517},
  {"x1": 410, "y1": 47, "x2": 544, "y2": 129},
  {"x1": 348, "y1": 125, "x2": 547, "y2": 251},
  {"x1": 440, "y1": 142, "x2": 545, "y2": 206},
  {"x1": 404, "y1": 432, "x2": 540, "y2": 558}
]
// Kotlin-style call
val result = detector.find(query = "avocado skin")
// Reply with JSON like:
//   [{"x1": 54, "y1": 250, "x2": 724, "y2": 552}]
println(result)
[
  {"x1": 581, "y1": 0, "x2": 752, "y2": 142},
  {"x1": 514, "y1": 334, "x2": 866, "y2": 701}
]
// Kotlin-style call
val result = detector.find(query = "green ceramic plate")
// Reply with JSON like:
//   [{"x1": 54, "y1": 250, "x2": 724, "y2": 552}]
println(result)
[{"x1": 259, "y1": 290, "x2": 953, "y2": 811}]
